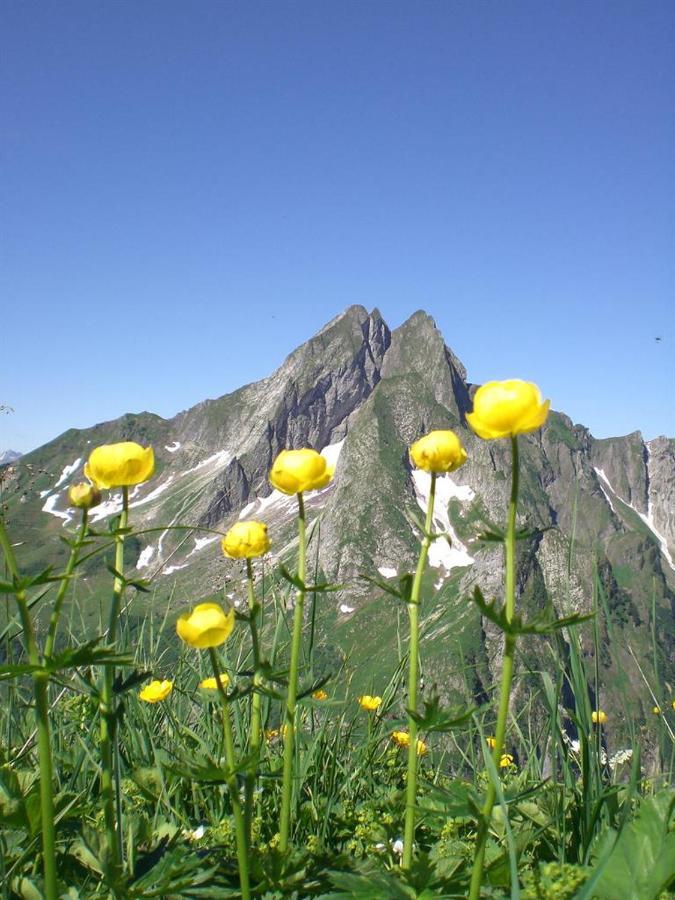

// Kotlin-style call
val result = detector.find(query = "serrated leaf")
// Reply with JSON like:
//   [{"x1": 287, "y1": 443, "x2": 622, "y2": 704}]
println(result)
[
  {"x1": 360, "y1": 572, "x2": 414, "y2": 603},
  {"x1": 468, "y1": 586, "x2": 593, "y2": 636},
  {"x1": 46, "y1": 638, "x2": 134, "y2": 671},
  {"x1": 408, "y1": 693, "x2": 478, "y2": 733}
]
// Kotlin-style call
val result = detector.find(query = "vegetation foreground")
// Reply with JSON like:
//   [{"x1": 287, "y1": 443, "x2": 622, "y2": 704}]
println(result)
[{"x1": 1, "y1": 380, "x2": 673, "y2": 898}]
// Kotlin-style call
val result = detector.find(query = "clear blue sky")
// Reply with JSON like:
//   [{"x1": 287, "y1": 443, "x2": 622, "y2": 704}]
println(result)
[{"x1": 3, "y1": 1, "x2": 673, "y2": 453}]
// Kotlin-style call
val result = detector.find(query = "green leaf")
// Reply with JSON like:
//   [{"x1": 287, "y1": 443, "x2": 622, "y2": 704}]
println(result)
[
  {"x1": 279, "y1": 564, "x2": 305, "y2": 590},
  {"x1": 360, "y1": 572, "x2": 414, "y2": 603},
  {"x1": 0, "y1": 662, "x2": 46, "y2": 680},
  {"x1": 407, "y1": 692, "x2": 478, "y2": 733},
  {"x1": 468, "y1": 586, "x2": 593, "y2": 636},
  {"x1": 45, "y1": 638, "x2": 134, "y2": 671}
]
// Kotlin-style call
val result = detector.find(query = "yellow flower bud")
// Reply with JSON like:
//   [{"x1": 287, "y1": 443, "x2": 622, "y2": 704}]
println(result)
[
  {"x1": 198, "y1": 673, "x2": 230, "y2": 692},
  {"x1": 312, "y1": 689, "x2": 328, "y2": 701},
  {"x1": 84, "y1": 442, "x2": 155, "y2": 489},
  {"x1": 176, "y1": 602, "x2": 235, "y2": 649},
  {"x1": 466, "y1": 380, "x2": 550, "y2": 440},
  {"x1": 138, "y1": 679, "x2": 173, "y2": 703},
  {"x1": 486, "y1": 736, "x2": 497, "y2": 750},
  {"x1": 390, "y1": 730, "x2": 426, "y2": 755},
  {"x1": 409, "y1": 430, "x2": 467, "y2": 473},
  {"x1": 591, "y1": 709, "x2": 607, "y2": 724},
  {"x1": 221, "y1": 520, "x2": 270, "y2": 559},
  {"x1": 269, "y1": 448, "x2": 333, "y2": 495},
  {"x1": 358, "y1": 695, "x2": 382, "y2": 712},
  {"x1": 652, "y1": 705, "x2": 662, "y2": 715},
  {"x1": 499, "y1": 753, "x2": 514, "y2": 768},
  {"x1": 68, "y1": 482, "x2": 101, "y2": 510}
]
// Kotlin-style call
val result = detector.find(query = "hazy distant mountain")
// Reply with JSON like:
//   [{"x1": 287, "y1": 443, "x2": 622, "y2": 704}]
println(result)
[
  {"x1": 0, "y1": 449, "x2": 21, "y2": 465},
  {"x1": 2, "y1": 307, "x2": 673, "y2": 765}
]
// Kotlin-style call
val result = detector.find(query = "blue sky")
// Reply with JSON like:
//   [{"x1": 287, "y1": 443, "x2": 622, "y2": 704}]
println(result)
[{"x1": 3, "y1": 1, "x2": 673, "y2": 453}]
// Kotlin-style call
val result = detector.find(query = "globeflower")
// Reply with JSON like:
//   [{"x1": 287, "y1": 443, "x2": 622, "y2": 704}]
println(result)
[
  {"x1": 176, "y1": 603, "x2": 235, "y2": 649},
  {"x1": 390, "y1": 731, "x2": 427, "y2": 755},
  {"x1": 591, "y1": 710, "x2": 608, "y2": 725},
  {"x1": 652, "y1": 705, "x2": 662, "y2": 715},
  {"x1": 68, "y1": 482, "x2": 101, "y2": 510},
  {"x1": 269, "y1": 448, "x2": 333, "y2": 495},
  {"x1": 485, "y1": 736, "x2": 497, "y2": 750},
  {"x1": 139, "y1": 679, "x2": 173, "y2": 703},
  {"x1": 199, "y1": 673, "x2": 230, "y2": 692},
  {"x1": 358, "y1": 695, "x2": 381, "y2": 712},
  {"x1": 312, "y1": 689, "x2": 328, "y2": 701},
  {"x1": 221, "y1": 520, "x2": 270, "y2": 559},
  {"x1": 466, "y1": 380, "x2": 550, "y2": 440},
  {"x1": 85, "y1": 441, "x2": 155, "y2": 489},
  {"x1": 499, "y1": 753, "x2": 514, "y2": 768},
  {"x1": 409, "y1": 430, "x2": 467, "y2": 473}
]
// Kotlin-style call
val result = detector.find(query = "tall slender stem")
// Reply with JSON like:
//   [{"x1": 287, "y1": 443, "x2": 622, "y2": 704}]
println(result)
[
  {"x1": 208, "y1": 648, "x2": 251, "y2": 900},
  {"x1": 279, "y1": 491, "x2": 306, "y2": 852},
  {"x1": 469, "y1": 436, "x2": 520, "y2": 900},
  {"x1": 402, "y1": 471, "x2": 436, "y2": 869},
  {"x1": 0, "y1": 520, "x2": 58, "y2": 899},
  {"x1": 244, "y1": 557, "x2": 263, "y2": 846},
  {"x1": 45, "y1": 510, "x2": 88, "y2": 658},
  {"x1": 99, "y1": 486, "x2": 128, "y2": 884}
]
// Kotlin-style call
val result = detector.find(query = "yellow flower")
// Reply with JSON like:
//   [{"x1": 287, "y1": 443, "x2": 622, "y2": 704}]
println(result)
[
  {"x1": 265, "y1": 728, "x2": 279, "y2": 742},
  {"x1": 409, "y1": 430, "x2": 467, "y2": 473},
  {"x1": 312, "y1": 689, "x2": 328, "y2": 701},
  {"x1": 138, "y1": 679, "x2": 173, "y2": 703},
  {"x1": 221, "y1": 520, "x2": 270, "y2": 559},
  {"x1": 68, "y1": 482, "x2": 101, "y2": 510},
  {"x1": 466, "y1": 380, "x2": 550, "y2": 440},
  {"x1": 358, "y1": 695, "x2": 381, "y2": 712},
  {"x1": 84, "y1": 442, "x2": 155, "y2": 489},
  {"x1": 486, "y1": 736, "x2": 497, "y2": 750},
  {"x1": 672, "y1": 699, "x2": 675, "y2": 711},
  {"x1": 176, "y1": 603, "x2": 235, "y2": 649},
  {"x1": 390, "y1": 731, "x2": 426, "y2": 755},
  {"x1": 198, "y1": 673, "x2": 230, "y2": 691},
  {"x1": 591, "y1": 710, "x2": 607, "y2": 725},
  {"x1": 499, "y1": 753, "x2": 514, "y2": 768},
  {"x1": 652, "y1": 705, "x2": 662, "y2": 715},
  {"x1": 269, "y1": 448, "x2": 333, "y2": 495}
]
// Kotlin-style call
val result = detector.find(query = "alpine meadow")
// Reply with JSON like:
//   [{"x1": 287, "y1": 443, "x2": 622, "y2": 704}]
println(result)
[{"x1": 1, "y1": 307, "x2": 674, "y2": 898}]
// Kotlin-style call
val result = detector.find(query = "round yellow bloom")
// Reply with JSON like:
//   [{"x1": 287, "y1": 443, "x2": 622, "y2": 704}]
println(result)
[
  {"x1": 409, "y1": 430, "x2": 467, "y2": 473},
  {"x1": 68, "y1": 482, "x2": 101, "y2": 510},
  {"x1": 176, "y1": 603, "x2": 235, "y2": 649},
  {"x1": 466, "y1": 380, "x2": 550, "y2": 440},
  {"x1": 84, "y1": 442, "x2": 155, "y2": 489},
  {"x1": 485, "y1": 736, "x2": 497, "y2": 750},
  {"x1": 499, "y1": 753, "x2": 514, "y2": 768},
  {"x1": 198, "y1": 673, "x2": 230, "y2": 691},
  {"x1": 358, "y1": 695, "x2": 382, "y2": 711},
  {"x1": 390, "y1": 731, "x2": 426, "y2": 755},
  {"x1": 138, "y1": 679, "x2": 173, "y2": 703},
  {"x1": 652, "y1": 705, "x2": 662, "y2": 715},
  {"x1": 221, "y1": 520, "x2": 270, "y2": 559},
  {"x1": 591, "y1": 710, "x2": 608, "y2": 725},
  {"x1": 312, "y1": 689, "x2": 328, "y2": 701},
  {"x1": 671, "y1": 699, "x2": 675, "y2": 711},
  {"x1": 269, "y1": 448, "x2": 333, "y2": 495}
]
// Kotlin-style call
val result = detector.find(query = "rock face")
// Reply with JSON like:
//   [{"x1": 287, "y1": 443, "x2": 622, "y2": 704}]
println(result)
[{"x1": 3, "y1": 306, "x2": 673, "y2": 756}]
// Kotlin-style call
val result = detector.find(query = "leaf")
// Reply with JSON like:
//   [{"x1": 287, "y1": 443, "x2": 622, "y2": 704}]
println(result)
[
  {"x1": 408, "y1": 692, "x2": 478, "y2": 733},
  {"x1": 468, "y1": 586, "x2": 593, "y2": 636},
  {"x1": 45, "y1": 638, "x2": 134, "y2": 671},
  {"x1": 586, "y1": 791, "x2": 675, "y2": 900},
  {"x1": 360, "y1": 572, "x2": 414, "y2": 603},
  {"x1": 0, "y1": 662, "x2": 46, "y2": 680},
  {"x1": 279, "y1": 564, "x2": 305, "y2": 590}
]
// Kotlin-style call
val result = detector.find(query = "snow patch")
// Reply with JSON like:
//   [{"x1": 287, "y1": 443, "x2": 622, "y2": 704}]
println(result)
[
  {"x1": 188, "y1": 534, "x2": 221, "y2": 556},
  {"x1": 162, "y1": 563, "x2": 189, "y2": 575},
  {"x1": 54, "y1": 458, "x2": 82, "y2": 489},
  {"x1": 339, "y1": 604, "x2": 355, "y2": 614},
  {"x1": 594, "y1": 466, "x2": 674, "y2": 572},
  {"x1": 182, "y1": 449, "x2": 232, "y2": 477},
  {"x1": 42, "y1": 493, "x2": 73, "y2": 526},
  {"x1": 411, "y1": 471, "x2": 475, "y2": 587},
  {"x1": 238, "y1": 490, "x2": 296, "y2": 520},
  {"x1": 39, "y1": 489, "x2": 52, "y2": 498},
  {"x1": 136, "y1": 545, "x2": 155, "y2": 570},
  {"x1": 165, "y1": 441, "x2": 181, "y2": 453},
  {"x1": 320, "y1": 439, "x2": 344, "y2": 470},
  {"x1": 89, "y1": 494, "x2": 124, "y2": 523},
  {"x1": 377, "y1": 566, "x2": 397, "y2": 578}
]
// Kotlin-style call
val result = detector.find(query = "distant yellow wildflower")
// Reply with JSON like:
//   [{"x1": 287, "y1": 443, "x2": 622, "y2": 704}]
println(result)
[
  {"x1": 486, "y1": 736, "x2": 497, "y2": 750},
  {"x1": 390, "y1": 731, "x2": 427, "y2": 755},
  {"x1": 358, "y1": 695, "x2": 381, "y2": 712},
  {"x1": 591, "y1": 710, "x2": 608, "y2": 725},
  {"x1": 499, "y1": 753, "x2": 514, "y2": 768},
  {"x1": 312, "y1": 689, "x2": 328, "y2": 701},
  {"x1": 139, "y1": 679, "x2": 173, "y2": 703},
  {"x1": 198, "y1": 673, "x2": 230, "y2": 692},
  {"x1": 652, "y1": 705, "x2": 662, "y2": 715}
]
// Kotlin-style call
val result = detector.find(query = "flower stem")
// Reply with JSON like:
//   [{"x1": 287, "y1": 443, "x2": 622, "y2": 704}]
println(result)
[
  {"x1": 99, "y1": 486, "x2": 129, "y2": 883},
  {"x1": 402, "y1": 471, "x2": 436, "y2": 870},
  {"x1": 244, "y1": 557, "x2": 263, "y2": 847},
  {"x1": 45, "y1": 509, "x2": 88, "y2": 658},
  {"x1": 0, "y1": 520, "x2": 58, "y2": 899},
  {"x1": 279, "y1": 491, "x2": 306, "y2": 852},
  {"x1": 208, "y1": 648, "x2": 251, "y2": 900},
  {"x1": 468, "y1": 435, "x2": 520, "y2": 900}
]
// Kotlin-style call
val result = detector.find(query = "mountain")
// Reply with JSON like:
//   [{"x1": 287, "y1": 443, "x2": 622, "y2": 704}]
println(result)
[
  {"x1": 0, "y1": 449, "x2": 22, "y2": 466},
  {"x1": 2, "y1": 307, "x2": 673, "y2": 766}
]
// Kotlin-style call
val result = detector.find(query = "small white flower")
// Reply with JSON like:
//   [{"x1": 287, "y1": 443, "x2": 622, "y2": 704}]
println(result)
[
  {"x1": 570, "y1": 739, "x2": 580, "y2": 753},
  {"x1": 374, "y1": 842, "x2": 386, "y2": 852},
  {"x1": 186, "y1": 824, "x2": 206, "y2": 841},
  {"x1": 391, "y1": 838, "x2": 404, "y2": 856}
]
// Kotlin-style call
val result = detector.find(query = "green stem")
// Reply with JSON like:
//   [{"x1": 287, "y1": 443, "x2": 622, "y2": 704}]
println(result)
[
  {"x1": 208, "y1": 648, "x2": 251, "y2": 900},
  {"x1": 469, "y1": 436, "x2": 520, "y2": 900},
  {"x1": 44, "y1": 510, "x2": 88, "y2": 658},
  {"x1": 402, "y1": 471, "x2": 436, "y2": 870},
  {"x1": 279, "y1": 491, "x2": 306, "y2": 852},
  {"x1": 0, "y1": 520, "x2": 58, "y2": 899},
  {"x1": 99, "y1": 486, "x2": 128, "y2": 884},
  {"x1": 245, "y1": 557, "x2": 263, "y2": 847}
]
